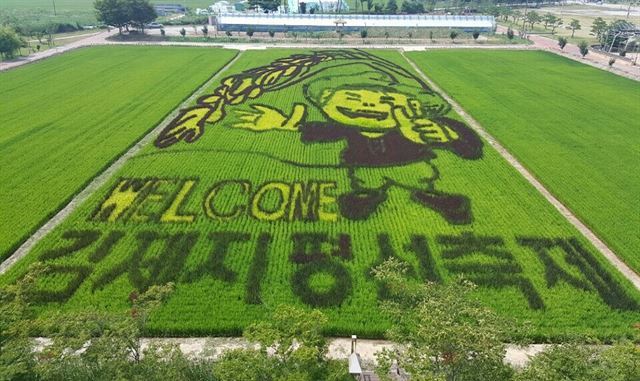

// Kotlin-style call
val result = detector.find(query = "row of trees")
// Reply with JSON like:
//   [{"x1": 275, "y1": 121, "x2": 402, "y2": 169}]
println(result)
[
  {"x1": 94, "y1": 0, "x2": 157, "y2": 34},
  {"x1": 2, "y1": 260, "x2": 638, "y2": 380}
]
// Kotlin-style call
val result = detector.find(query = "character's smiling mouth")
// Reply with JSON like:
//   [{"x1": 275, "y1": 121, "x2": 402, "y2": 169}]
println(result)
[{"x1": 337, "y1": 106, "x2": 388, "y2": 121}]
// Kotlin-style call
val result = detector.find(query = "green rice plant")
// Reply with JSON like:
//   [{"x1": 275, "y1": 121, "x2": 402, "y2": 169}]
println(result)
[
  {"x1": 0, "y1": 46, "x2": 237, "y2": 261},
  {"x1": 406, "y1": 49, "x2": 640, "y2": 273},
  {"x1": 1, "y1": 49, "x2": 639, "y2": 341}
]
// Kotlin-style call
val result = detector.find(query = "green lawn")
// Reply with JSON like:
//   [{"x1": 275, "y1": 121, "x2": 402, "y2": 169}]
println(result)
[
  {"x1": 0, "y1": 45, "x2": 237, "y2": 261},
  {"x1": 2, "y1": 49, "x2": 638, "y2": 342},
  {"x1": 406, "y1": 50, "x2": 640, "y2": 273}
]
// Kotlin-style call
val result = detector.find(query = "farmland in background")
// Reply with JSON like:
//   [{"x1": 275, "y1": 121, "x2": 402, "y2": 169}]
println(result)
[
  {"x1": 2, "y1": 48, "x2": 638, "y2": 342},
  {"x1": 0, "y1": 45, "x2": 237, "y2": 261},
  {"x1": 406, "y1": 50, "x2": 640, "y2": 272}
]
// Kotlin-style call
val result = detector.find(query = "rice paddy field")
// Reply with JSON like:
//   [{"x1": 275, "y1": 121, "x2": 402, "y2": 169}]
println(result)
[
  {"x1": 406, "y1": 50, "x2": 640, "y2": 273},
  {"x1": 0, "y1": 45, "x2": 238, "y2": 261},
  {"x1": 1, "y1": 47, "x2": 638, "y2": 342}
]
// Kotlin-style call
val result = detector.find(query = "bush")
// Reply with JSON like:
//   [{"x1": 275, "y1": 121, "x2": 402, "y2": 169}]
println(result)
[
  {"x1": 608, "y1": 58, "x2": 616, "y2": 66},
  {"x1": 246, "y1": 28, "x2": 254, "y2": 38},
  {"x1": 179, "y1": 28, "x2": 186, "y2": 38},
  {"x1": 506, "y1": 27, "x2": 514, "y2": 40},
  {"x1": 558, "y1": 36, "x2": 568, "y2": 50},
  {"x1": 473, "y1": 31, "x2": 480, "y2": 40},
  {"x1": 578, "y1": 40, "x2": 589, "y2": 57},
  {"x1": 225, "y1": 30, "x2": 232, "y2": 37},
  {"x1": 268, "y1": 30, "x2": 275, "y2": 38},
  {"x1": 619, "y1": 49, "x2": 626, "y2": 57}
]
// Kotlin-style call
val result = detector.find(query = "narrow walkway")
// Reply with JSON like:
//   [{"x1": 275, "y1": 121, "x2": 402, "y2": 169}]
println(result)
[
  {"x1": 138, "y1": 337, "x2": 548, "y2": 368},
  {"x1": 401, "y1": 51, "x2": 640, "y2": 290}
]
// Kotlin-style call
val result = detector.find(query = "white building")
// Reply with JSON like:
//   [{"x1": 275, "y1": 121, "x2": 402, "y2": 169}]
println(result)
[
  {"x1": 213, "y1": 13, "x2": 496, "y2": 33},
  {"x1": 209, "y1": 1, "x2": 238, "y2": 14}
]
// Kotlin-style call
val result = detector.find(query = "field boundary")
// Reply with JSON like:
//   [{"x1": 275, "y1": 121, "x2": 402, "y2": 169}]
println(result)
[
  {"x1": 0, "y1": 51, "x2": 244, "y2": 275},
  {"x1": 400, "y1": 50, "x2": 640, "y2": 291}
]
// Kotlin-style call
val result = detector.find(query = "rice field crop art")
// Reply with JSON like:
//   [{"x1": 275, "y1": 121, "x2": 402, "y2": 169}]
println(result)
[{"x1": 3, "y1": 49, "x2": 639, "y2": 341}]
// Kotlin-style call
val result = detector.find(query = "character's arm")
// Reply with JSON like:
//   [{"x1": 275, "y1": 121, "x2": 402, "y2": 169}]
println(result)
[
  {"x1": 393, "y1": 107, "x2": 482, "y2": 159},
  {"x1": 233, "y1": 103, "x2": 306, "y2": 132},
  {"x1": 432, "y1": 117, "x2": 483, "y2": 160}
]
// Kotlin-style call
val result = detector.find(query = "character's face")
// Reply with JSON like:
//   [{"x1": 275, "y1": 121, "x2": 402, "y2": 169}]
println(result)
[{"x1": 320, "y1": 88, "x2": 447, "y2": 136}]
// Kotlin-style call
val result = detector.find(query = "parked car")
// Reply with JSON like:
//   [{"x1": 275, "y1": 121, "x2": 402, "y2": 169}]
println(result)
[{"x1": 145, "y1": 22, "x2": 164, "y2": 29}]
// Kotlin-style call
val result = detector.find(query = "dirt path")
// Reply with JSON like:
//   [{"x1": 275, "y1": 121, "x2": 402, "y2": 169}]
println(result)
[{"x1": 401, "y1": 50, "x2": 640, "y2": 290}]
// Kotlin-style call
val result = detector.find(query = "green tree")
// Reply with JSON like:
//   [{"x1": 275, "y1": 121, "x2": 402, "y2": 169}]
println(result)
[
  {"x1": 180, "y1": 27, "x2": 186, "y2": 38},
  {"x1": 591, "y1": 17, "x2": 608, "y2": 40},
  {"x1": 515, "y1": 342, "x2": 640, "y2": 381},
  {"x1": 94, "y1": 0, "x2": 130, "y2": 34},
  {"x1": 0, "y1": 26, "x2": 25, "y2": 59},
  {"x1": 127, "y1": 0, "x2": 156, "y2": 33},
  {"x1": 550, "y1": 17, "x2": 563, "y2": 34},
  {"x1": 201, "y1": 25, "x2": 208, "y2": 38},
  {"x1": 249, "y1": 0, "x2": 280, "y2": 12},
  {"x1": 578, "y1": 40, "x2": 589, "y2": 57},
  {"x1": 214, "y1": 305, "x2": 350, "y2": 381},
  {"x1": 512, "y1": 10, "x2": 522, "y2": 23},
  {"x1": 558, "y1": 36, "x2": 568, "y2": 50},
  {"x1": 401, "y1": 0, "x2": 424, "y2": 14},
  {"x1": 385, "y1": 0, "x2": 398, "y2": 14},
  {"x1": 372, "y1": 258, "x2": 515, "y2": 381},
  {"x1": 570, "y1": 18, "x2": 581, "y2": 38},
  {"x1": 525, "y1": 11, "x2": 541, "y2": 30}
]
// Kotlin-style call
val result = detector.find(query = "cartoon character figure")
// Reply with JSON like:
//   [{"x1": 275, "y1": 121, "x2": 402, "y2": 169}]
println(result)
[
  {"x1": 230, "y1": 72, "x2": 482, "y2": 224},
  {"x1": 155, "y1": 50, "x2": 483, "y2": 224}
]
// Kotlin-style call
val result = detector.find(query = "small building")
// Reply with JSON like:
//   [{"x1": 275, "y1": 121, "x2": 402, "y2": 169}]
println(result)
[
  {"x1": 209, "y1": 1, "x2": 237, "y2": 14},
  {"x1": 154, "y1": 4, "x2": 187, "y2": 16}
]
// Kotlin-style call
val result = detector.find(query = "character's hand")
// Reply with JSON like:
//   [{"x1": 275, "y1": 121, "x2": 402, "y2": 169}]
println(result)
[
  {"x1": 234, "y1": 104, "x2": 305, "y2": 132},
  {"x1": 393, "y1": 106, "x2": 458, "y2": 144},
  {"x1": 155, "y1": 106, "x2": 211, "y2": 148}
]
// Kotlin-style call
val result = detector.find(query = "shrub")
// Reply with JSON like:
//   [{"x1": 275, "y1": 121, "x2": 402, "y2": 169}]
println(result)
[
  {"x1": 578, "y1": 40, "x2": 589, "y2": 57},
  {"x1": 558, "y1": 36, "x2": 568, "y2": 50},
  {"x1": 473, "y1": 31, "x2": 480, "y2": 40},
  {"x1": 246, "y1": 28, "x2": 254, "y2": 38},
  {"x1": 507, "y1": 27, "x2": 515, "y2": 40},
  {"x1": 268, "y1": 30, "x2": 275, "y2": 38},
  {"x1": 608, "y1": 58, "x2": 616, "y2": 66}
]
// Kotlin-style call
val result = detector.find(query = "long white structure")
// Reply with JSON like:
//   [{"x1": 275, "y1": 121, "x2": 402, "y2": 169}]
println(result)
[{"x1": 212, "y1": 13, "x2": 496, "y2": 32}]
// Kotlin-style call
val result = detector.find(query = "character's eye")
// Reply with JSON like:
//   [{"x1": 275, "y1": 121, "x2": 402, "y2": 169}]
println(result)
[{"x1": 345, "y1": 91, "x2": 362, "y2": 101}]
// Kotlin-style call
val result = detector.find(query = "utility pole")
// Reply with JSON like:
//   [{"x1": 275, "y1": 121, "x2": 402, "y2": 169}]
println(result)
[{"x1": 52, "y1": 0, "x2": 57, "y2": 16}]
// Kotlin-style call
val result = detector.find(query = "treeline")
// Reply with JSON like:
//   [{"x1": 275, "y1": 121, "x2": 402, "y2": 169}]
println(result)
[{"x1": 94, "y1": 0, "x2": 157, "y2": 34}]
